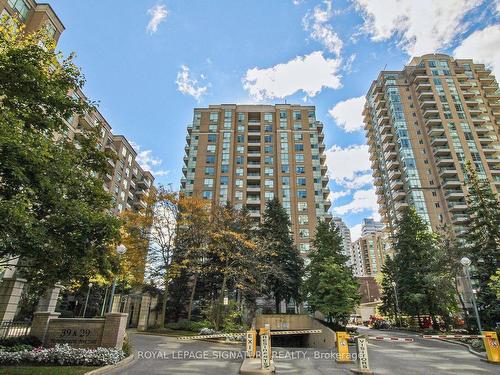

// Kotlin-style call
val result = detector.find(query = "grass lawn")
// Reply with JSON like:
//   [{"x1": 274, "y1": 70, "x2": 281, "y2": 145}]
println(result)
[{"x1": 0, "y1": 366, "x2": 97, "y2": 375}]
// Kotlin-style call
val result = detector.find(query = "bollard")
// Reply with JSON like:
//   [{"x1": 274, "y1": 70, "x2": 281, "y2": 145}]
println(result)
[
  {"x1": 246, "y1": 329, "x2": 257, "y2": 358},
  {"x1": 483, "y1": 331, "x2": 500, "y2": 364},
  {"x1": 336, "y1": 331, "x2": 353, "y2": 363},
  {"x1": 351, "y1": 337, "x2": 374, "y2": 374},
  {"x1": 259, "y1": 326, "x2": 272, "y2": 370}
]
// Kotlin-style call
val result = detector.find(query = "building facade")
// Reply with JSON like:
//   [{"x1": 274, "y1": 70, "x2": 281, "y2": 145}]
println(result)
[
  {"x1": 1, "y1": 0, "x2": 155, "y2": 215},
  {"x1": 332, "y1": 217, "x2": 352, "y2": 265},
  {"x1": 364, "y1": 54, "x2": 500, "y2": 237},
  {"x1": 351, "y1": 219, "x2": 389, "y2": 277},
  {"x1": 180, "y1": 104, "x2": 331, "y2": 254}
]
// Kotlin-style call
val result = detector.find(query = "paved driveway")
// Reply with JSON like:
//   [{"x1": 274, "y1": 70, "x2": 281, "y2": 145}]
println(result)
[{"x1": 107, "y1": 329, "x2": 497, "y2": 375}]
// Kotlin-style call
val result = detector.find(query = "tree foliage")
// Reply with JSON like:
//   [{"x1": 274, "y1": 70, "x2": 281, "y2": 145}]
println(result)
[
  {"x1": 304, "y1": 220, "x2": 360, "y2": 325},
  {"x1": 387, "y1": 207, "x2": 456, "y2": 328},
  {"x1": 0, "y1": 19, "x2": 120, "y2": 289},
  {"x1": 462, "y1": 163, "x2": 500, "y2": 328},
  {"x1": 259, "y1": 198, "x2": 304, "y2": 312}
]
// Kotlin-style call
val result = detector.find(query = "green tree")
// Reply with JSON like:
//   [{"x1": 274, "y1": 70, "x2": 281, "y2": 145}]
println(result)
[
  {"x1": 304, "y1": 220, "x2": 360, "y2": 326},
  {"x1": 0, "y1": 20, "x2": 120, "y2": 289},
  {"x1": 260, "y1": 198, "x2": 304, "y2": 313},
  {"x1": 390, "y1": 208, "x2": 456, "y2": 329},
  {"x1": 379, "y1": 255, "x2": 398, "y2": 321},
  {"x1": 462, "y1": 163, "x2": 500, "y2": 328}
]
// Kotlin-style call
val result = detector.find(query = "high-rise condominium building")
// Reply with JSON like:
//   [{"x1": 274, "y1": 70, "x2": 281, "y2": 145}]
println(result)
[
  {"x1": 180, "y1": 104, "x2": 331, "y2": 254},
  {"x1": 1, "y1": 0, "x2": 155, "y2": 215},
  {"x1": 364, "y1": 54, "x2": 500, "y2": 237},
  {"x1": 351, "y1": 219, "x2": 389, "y2": 276},
  {"x1": 332, "y1": 217, "x2": 352, "y2": 265}
]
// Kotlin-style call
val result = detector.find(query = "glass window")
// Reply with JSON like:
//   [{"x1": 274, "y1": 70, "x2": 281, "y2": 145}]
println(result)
[
  {"x1": 236, "y1": 168, "x2": 243, "y2": 176},
  {"x1": 207, "y1": 145, "x2": 216, "y2": 153},
  {"x1": 298, "y1": 215, "x2": 309, "y2": 225},
  {"x1": 235, "y1": 191, "x2": 243, "y2": 200},
  {"x1": 298, "y1": 202, "x2": 308, "y2": 212},
  {"x1": 220, "y1": 176, "x2": 228, "y2": 185},
  {"x1": 204, "y1": 167, "x2": 215, "y2": 175},
  {"x1": 295, "y1": 154, "x2": 304, "y2": 163},
  {"x1": 265, "y1": 179, "x2": 274, "y2": 188},
  {"x1": 293, "y1": 110, "x2": 302, "y2": 120},
  {"x1": 209, "y1": 112, "x2": 218, "y2": 122},
  {"x1": 208, "y1": 134, "x2": 217, "y2": 142},
  {"x1": 206, "y1": 155, "x2": 216, "y2": 164},
  {"x1": 295, "y1": 144, "x2": 304, "y2": 151},
  {"x1": 204, "y1": 178, "x2": 214, "y2": 187},
  {"x1": 236, "y1": 179, "x2": 243, "y2": 187},
  {"x1": 265, "y1": 191, "x2": 274, "y2": 201},
  {"x1": 264, "y1": 135, "x2": 272, "y2": 143},
  {"x1": 299, "y1": 229, "x2": 309, "y2": 238},
  {"x1": 265, "y1": 168, "x2": 274, "y2": 176},
  {"x1": 202, "y1": 191, "x2": 213, "y2": 199},
  {"x1": 296, "y1": 166, "x2": 305, "y2": 174},
  {"x1": 297, "y1": 190, "x2": 307, "y2": 199},
  {"x1": 264, "y1": 113, "x2": 273, "y2": 122},
  {"x1": 221, "y1": 165, "x2": 229, "y2": 173},
  {"x1": 8, "y1": 0, "x2": 31, "y2": 20},
  {"x1": 297, "y1": 177, "x2": 306, "y2": 186},
  {"x1": 281, "y1": 164, "x2": 289, "y2": 173}
]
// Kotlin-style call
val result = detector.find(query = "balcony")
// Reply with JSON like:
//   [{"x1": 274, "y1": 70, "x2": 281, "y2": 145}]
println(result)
[
  {"x1": 390, "y1": 179, "x2": 403, "y2": 190},
  {"x1": 388, "y1": 169, "x2": 401, "y2": 180},
  {"x1": 436, "y1": 157, "x2": 454, "y2": 167},
  {"x1": 384, "y1": 151, "x2": 398, "y2": 161},
  {"x1": 395, "y1": 201, "x2": 409, "y2": 212},
  {"x1": 387, "y1": 160, "x2": 400, "y2": 170},
  {"x1": 479, "y1": 75, "x2": 495, "y2": 84},
  {"x1": 246, "y1": 197, "x2": 261, "y2": 205},
  {"x1": 414, "y1": 75, "x2": 430, "y2": 84},
  {"x1": 442, "y1": 179, "x2": 461, "y2": 188},
  {"x1": 376, "y1": 185, "x2": 384, "y2": 195},
  {"x1": 448, "y1": 202, "x2": 468, "y2": 212},
  {"x1": 471, "y1": 117, "x2": 487, "y2": 125},
  {"x1": 423, "y1": 108, "x2": 439, "y2": 118},
  {"x1": 377, "y1": 116, "x2": 390, "y2": 127},
  {"x1": 382, "y1": 142, "x2": 396, "y2": 153},
  {"x1": 445, "y1": 190, "x2": 464, "y2": 200},
  {"x1": 248, "y1": 210, "x2": 261, "y2": 218},
  {"x1": 433, "y1": 146, "x2": 451, "y2": 156},
  {"x1": 427, "y1": 125, "x2": 445, "y2": 136},
  {"x1": 247, "y1": 174, "x2": 261, "y2": 181},
  {"x1": 247, "y1": 185, "x2": 261, "y2": 192},
  {"x1": 374, "y1": 177, "x2": 383, "y2": 186},
  {"x1": 478, "y1": 136, "x2": 495, "y2": 145},
  {"x1": 416, "y1": 82, "x2": 432, "y2": 92},
  {"x1": 381, "y1": 132, "x2": 393, "y2": 143},
  {"x1": 474, "y1": 124, "x2": 492, "y2": 134},
  {"x1": 418, "y1": 91, "x2": 434, "y2": 101},
  {"x1": 430, "y1": 137, "x2": 448, "y2": 147},
  {"x1": 425, "y1": 118, "x2": 442, "y2": 127},
  {"x1": 439, "y1": 167, "x2": 458, "y2": 177},
  {"x1": 379, "y1": 124, "x2": 392, "y2": 134},
  {"x1": 451, "y1": 214, "x2": 469, "y2": 224},
  {"x1": 420, "y1": 100, "x2": 437, "y2": 109},
  {"x1": 393, "y1": 191, "x2": 406, "y2": 201}
]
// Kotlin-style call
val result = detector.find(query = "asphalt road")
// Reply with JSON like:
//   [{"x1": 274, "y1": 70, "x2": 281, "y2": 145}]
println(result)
[{"x1": 107, "y1": 328, "x2": 497, "y2": 375}]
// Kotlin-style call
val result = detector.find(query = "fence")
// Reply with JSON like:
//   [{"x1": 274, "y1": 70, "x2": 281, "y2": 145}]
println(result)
[{"x1": 0, "y1": 321, "x2": 31, "y2": 339}]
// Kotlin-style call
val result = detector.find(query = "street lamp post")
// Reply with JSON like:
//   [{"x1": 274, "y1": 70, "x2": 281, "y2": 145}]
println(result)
[
  {"x1": 107, "y1": 244, "x2": 127, "y2": 313},
  {"x1": 82, "y1": 282, "x2": 93, "y2": 318},
  {"x1": 391, "y1": 281, "x2": 401, "y2": 327},
  {"x1": 460, "y1": 257, "x2": 482, "y2": 333}
]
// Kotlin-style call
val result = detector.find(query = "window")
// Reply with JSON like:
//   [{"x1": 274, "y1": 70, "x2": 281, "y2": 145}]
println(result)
[
  {"x1": 209, "y1": 112, "x2": 218, "y2": 122},
  {"x1": 264, "y1": 124, "x2": 273, "y2": 132},
  {"x1": 296, "y1": 166, "x2": 305, "y2": 174},
  {"x1": 235, "y1": 191, "x2": 243, "y2": 200},
  {"x1": 236, "y1": 179, "x2": 244, "y2": 187},
  {"x1": 207, "y1": 145, "x2": 216, "y2": 153},
  {"x1": 236, "y1": 168, "x2": 243, "y2": 176},
  {"x1": 295, "y1": 144, "x2": 304, "y2": 151},
  {"x1": 204, "y1": 167, "x2": 215, "y2": 175},
  {"x1": 296, "y1": 154, "x2": 304, "y2": 163},
  {"x1": 265, "y1": 168, "x2": 274, "y2": 176},
  {"x1": 208, "y1": 124, "x2": 217, "y2": 132},
  {"x1": 298, "y1": 215, "x2": 309, "y2": 225},
  {"x1": 221, "y1": 165, "x2": 229, "y2": 173},
  {"x1": 264, "y1": 113, "x2": 273, "y2": 122},
  {"x1": 206, "y1": 155, "x2": 216, "y2": 164},
  {"x1": 297, "y1": 177, "x2": 306, "y2": 186},
  {"x1": 281, "y1": 164, "x2": 289, "y2": 173},
  {"x1": 298, "y1": 202, "x2": 308, "y2": 212},
  {"x1": 299, "y1": 229, "x2": 309, "y2": 238},
  {"x1": 202, "y1": 191, "x2": 213, "y2": 199},
  {"x1": 264, "y1": 145, "x2": 273, "y2": 153},
  {"x1": 208, "y1": 134, "x2": 217, "y2": 142},
  {"x1": 237, "y1": 135, "x2": 244, "y2": 143},
  {"x1": 293, "y1": 123, "x2": 302, "y2": 130},
  {"x1": 264, "y1": 135, "x2": 272, "y2": 143},
  {"x1": 204, "y1": 178, "x2": 214, "y2": 187},
  {"x1": 299, "y1": 243, "x2": 310, "y2": 253},
  {"x1": 265, "y1": 179, "x2": 274, "y2": 188},
  {"x1": 293, "y1": 111, "x2": 302, "y2": 120},
  {"x1": 282, "y1": 176, "x2": 290, "y2": 186},
  {"x1": 237, "y1": 146, "x2": 244, "y2": 153},
  {"x1": 220, "y1": 176, "x2": 229, "y2": 185},
  {"x1": 265, "y1": 191, "x2": 274, "y2": 201},
  {"x1": 264, "y1": 156, "x2": 273, "y2": 165},
  {"x1": 236, "y1": 156, "x2": 244, "y2": 165},
  {"x1": 8, "y1": 0, "x2": 31, "y2": 20},
  {"x1": 294, "y1": 134, "x2": 303, "y2": 141},
  {"x1": 297, "y1": 190, "x2": 307, "y2": 199}
]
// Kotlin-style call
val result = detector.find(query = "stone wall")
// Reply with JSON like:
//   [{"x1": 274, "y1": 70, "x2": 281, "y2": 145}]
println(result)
[{"x1": 31, "y1": 312, "x2": 127, "y2": 349}]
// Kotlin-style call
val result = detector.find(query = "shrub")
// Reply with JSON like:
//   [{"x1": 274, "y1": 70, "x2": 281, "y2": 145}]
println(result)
[
  {"x1": 0, "y1": 344, "x2": 34, "y2": 352},
  {"x1": 0, "y1": 344, "x2": 125, "y2": 366},
  {"x1": 0, "y1": 336, "x2": 41, "y2": 348}
]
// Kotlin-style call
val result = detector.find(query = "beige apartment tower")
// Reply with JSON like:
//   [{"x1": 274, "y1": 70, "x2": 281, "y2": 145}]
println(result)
[
  {"x1": 180, "y1": 104, "x2": 331, "y2": 254},
  {"x1": 364, "y1": 54, "x2": 500, "y2": 237}
]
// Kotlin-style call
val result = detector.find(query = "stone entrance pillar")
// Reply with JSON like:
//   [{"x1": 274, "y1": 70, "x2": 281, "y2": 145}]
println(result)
[
  {"x1": 137, "y1": 294, "x2": 151, "y2": 331},
  {"x1": 0, "y1": 277, "x2": 27, "y2": 322},
  {"x1": 36, "y1": 285, "x2": 62, "y2": 313}
]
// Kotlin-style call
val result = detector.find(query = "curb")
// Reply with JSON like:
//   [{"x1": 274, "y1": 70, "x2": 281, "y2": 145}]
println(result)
[
  {"x1": 437, "y1": 338, "x2": 486, "y2": 359},
  {"x1": 84, "y1": 353, "x2": 137, "y2": 375}
]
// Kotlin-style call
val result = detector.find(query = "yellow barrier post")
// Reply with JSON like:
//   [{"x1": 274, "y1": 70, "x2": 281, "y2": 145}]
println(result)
[
  {"x1": 483, "y1": 331, "x2": 500, "y2": 364},
  {"x1": 335, "y1": 331, "x2": 353, "y2": 363},
  {"x1": 246, "y1": 329, "x2": 257, "y2": 358}
]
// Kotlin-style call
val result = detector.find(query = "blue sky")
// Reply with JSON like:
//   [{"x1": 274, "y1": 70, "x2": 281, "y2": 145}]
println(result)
[{"x1": 49, "y1": 0, "x2": 499, "y2": 239}]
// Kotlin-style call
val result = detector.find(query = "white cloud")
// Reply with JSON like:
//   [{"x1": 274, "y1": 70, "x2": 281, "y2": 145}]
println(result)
[
  {"x1": 329, "y1": 190, "x2": 351, "y2": 202},
  {"x1": 454, "y1": 24, "x2": 500, "y2": 79},
  {"x1": 130, "y1": 142, "x2": 169, "y2": 179},
  {"x1": 333, "y1": 188, "x2": 378, "y2": 216},
  {"x1": 147, "y1": 4, "x2": 168, "y2": 34},
  {"x1": 303, "y1": 0, "x2": 343, "y2": 56},
  {"x1": 354, "y1": 0, "x2": 483, "y2": 56},
  {"x1": 350, "y1": 223, "x2": 363, "y2": 242},
  {"x1": 176, "y1": 65, "x2": 209, "y2": 101},
  {"x1": 328, "y1": 96, "x2": 365, "y2": 132},
  {"x1": 243, "y1": 51, "x2": 342, "y2": 100},
  {"x1": 326, "y1": 144, "x2": 372, "y2": 189}
]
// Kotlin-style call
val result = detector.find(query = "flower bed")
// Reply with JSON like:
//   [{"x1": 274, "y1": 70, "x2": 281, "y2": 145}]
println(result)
[{"x1": 0, "y1": 344, "x2": 125, "y2": 366}]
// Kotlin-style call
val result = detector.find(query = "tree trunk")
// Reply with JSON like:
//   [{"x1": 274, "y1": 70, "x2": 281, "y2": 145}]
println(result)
[
  {"x1": 455, "y1": 277, "x2": 470, "y2": 330},
  {"x1": 187, "y1": 273, "x2": 198, "y2": 321},
  {"x1": 275, "y1": 294, "x2": 280, "y2": 314},
  {"x1": 158, "y1": 272, "x2": 170, "y2": 328},
  {"x1": 216, "y1": 274, "x2": 228, "y2": 331}
]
